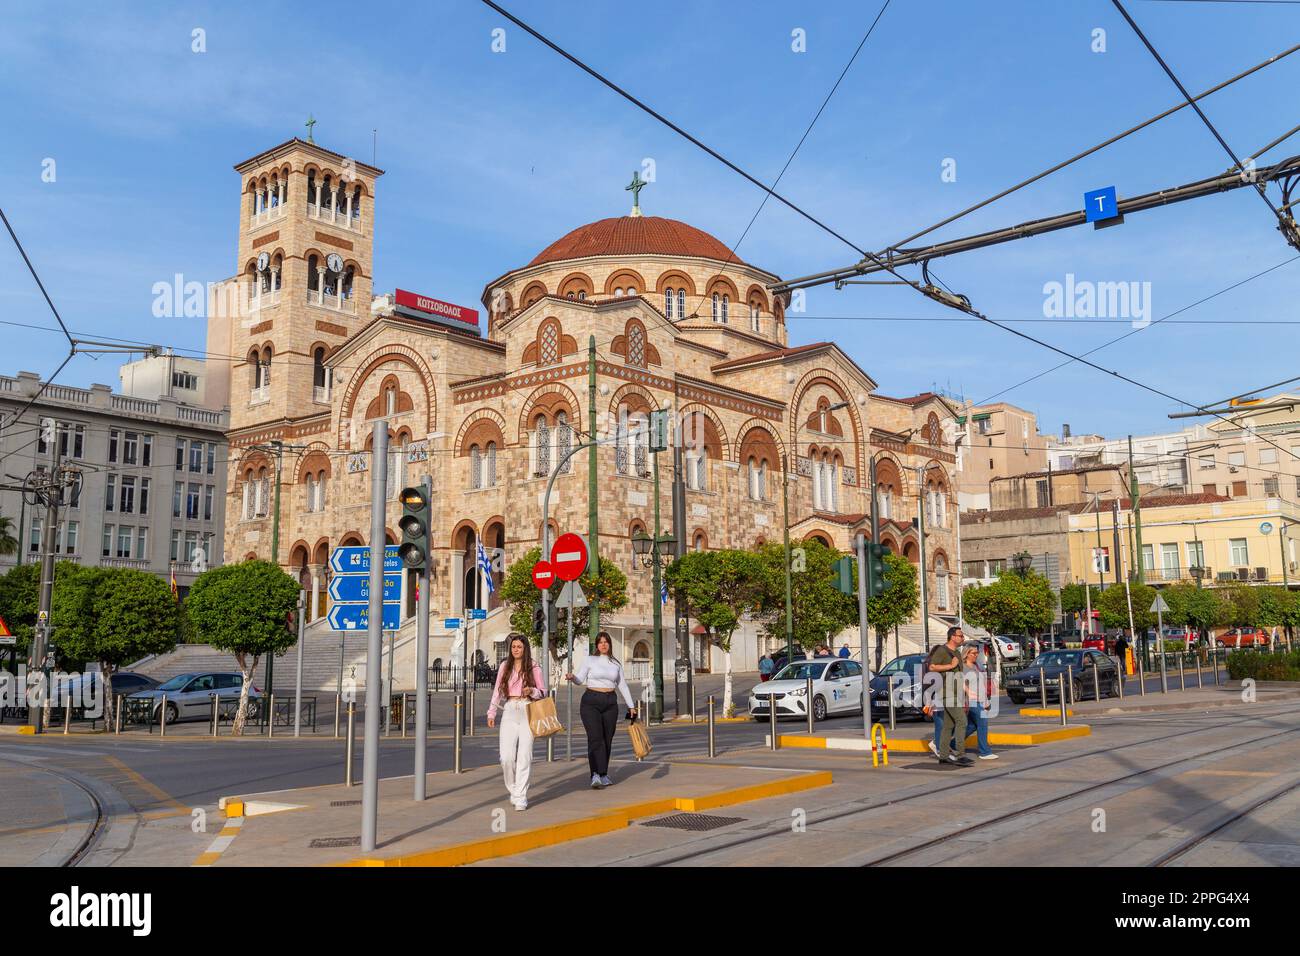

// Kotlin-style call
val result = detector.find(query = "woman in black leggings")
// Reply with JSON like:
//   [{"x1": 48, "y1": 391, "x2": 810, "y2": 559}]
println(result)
[{"x1": 566, "y1": 631, "x2": 637, "y2": 788}]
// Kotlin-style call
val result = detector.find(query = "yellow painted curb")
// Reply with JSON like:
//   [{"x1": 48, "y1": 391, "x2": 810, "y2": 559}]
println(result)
[
  {"x1": 991, "y1": 725, "x2": 1091, "y2": 745},
  {"x1": 1019, "y1": 708, "x2": 1074, "y2": 717},
  {"x1": 224, "y1": 801, "x2": 245, "y2": 819},
  {"x1": 775, "y1": 735, "x2": 829, "y2": 749},
  {"x1": 340, "y1": 770, "x2": 833, "y2": 868},
  {"x1": 16, "y1": 726, "x2": 35, "y2": 735},
  {"x1": 778, "y1": 725, "x2": 1092, "y2": 751}
]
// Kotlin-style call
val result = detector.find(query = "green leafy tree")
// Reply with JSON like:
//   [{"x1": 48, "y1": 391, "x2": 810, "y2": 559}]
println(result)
[
  {"x1": 185, "y1": 560, "x2": 299, "y2": 734},
  {"x1": 499, "y1": 547, "x2": 628, "y2": 674},
  {"x1": 1161, "y1": 582, "x2": 1226, "y2": 639},
  {"x1": 1097, "y1": 582, "x2": 1156, "y2": 633},
  {"x1": 1254, "y1": 586, "x2": 1295, "y2": 634},
  {"x1": 865, "y1": 553, "x2": 918, "y2": 670},
  {"x1": 1059, "y1": 581, "x2": 1100, "y2": 616},
  {"x1": 665, "y1": 548, "x2": 762, "y2": 715},
  {"x1": 961, "y1": 570, "x2": 1057, "y2": 637},
  {"x1": 753, "y1": 539, "x2": 857, "y2": 653},
  {"x1": 0, "y1": 515, "x2": 18, "y2": 558},
  {"x1": 51, "y1": 566, "x2": 179, "y2": 724},
  {"x1": 0, "y1": 563, "x2": 42, "y2": 654},
  {"x1": 1218, "y1": 581, "x2": 1261, "y2": 629}
]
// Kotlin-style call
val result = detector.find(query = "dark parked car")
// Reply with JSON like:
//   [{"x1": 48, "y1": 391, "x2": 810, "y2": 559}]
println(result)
[
  {"x1": 868, "y1": 653, "x2": 928, "y2": 719},
  {"x1": 1004, "y1": 650, "x2": 1120, "y2": 705}
]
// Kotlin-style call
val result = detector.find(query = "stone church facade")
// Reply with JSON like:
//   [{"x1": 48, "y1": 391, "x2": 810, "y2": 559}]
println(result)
[{"x1": 206, "y1": 137, "x2": 960, "y2": 672}]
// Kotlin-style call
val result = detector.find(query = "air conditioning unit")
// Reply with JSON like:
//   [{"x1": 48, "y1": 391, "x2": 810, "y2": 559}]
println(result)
[{"x1": 1254, "y1": 567, "x2": 1269, "y2": 581}]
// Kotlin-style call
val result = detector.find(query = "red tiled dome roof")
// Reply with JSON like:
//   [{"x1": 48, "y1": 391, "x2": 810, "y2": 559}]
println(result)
[{"x1": 529, "y1": 216, "x2": 741, "y2": 266}]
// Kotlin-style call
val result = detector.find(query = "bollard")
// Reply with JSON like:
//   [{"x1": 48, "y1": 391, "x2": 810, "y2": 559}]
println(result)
[
  {"x1": 870, "y1": 723, "x2": 889, "y2": 768},
  {"x1": 268, "y1": 694, "x2": 276, "y2": 737},
  {"x1": 1091, "y1": 661, "x2": 1101, "y2": 702},
  {"x1": 334, "y1": 691, "x2": 341, "y2": 739},
  {"x1": 1195, "y1": 652, "x2": 1203, "y2": 688},
  {"x1": 114, "y1": 696, "x2": 123, "y2": 735},
  {"x1": 707, "y1": 695, "x2": 716, "y2": 758},
  {"x1": 547, "y1": 689, "x2": 555, "y2": 763},
  {"x1": 1117, "y1": 663, "x2": 1125, "y2": 699},
  {"x1": 1039, "y1": 666, "x2": 1048, "y2": 710},
  {"x1": 344, "y1": 702, "x2": 356, "y2": 787},
  {"x1": 1213, "y1": 645, "x2": 1221, "y2": 685},
  {"x1": 690, "y1": 682, "x2": 697, "y2": 725},
  {"x1": 63, "y1": 696, "x2": 72, "y2": 735},
  {"x1": 401, "y1": 693, "x2": 407, "y2": 740},
  {"x1": 888, "y1": 676, "x2": 897, "y2": 732},
  {"x1": 1159, "y1": 650, "x2": 1169, "y2": 694},
  {"x1": 1066, "y1": 668, "x2": 1074, "y2": 707},
  {"x1": 468, "y1": 687, "x2": 476, "y2": 737},
  {"x1": 159, "y1": 694, "x2": 169, "y2": 737},
  {"x1": 1058, "y1": 681, "x2": 1068, "y2": 727},
  {"x1": 210, "y1": 694, "x2": 219, "y2": 737},
  {"x1": 806, "y1": 676, "x2": 815, "y2": 734},
  {"x1": 1178, "y1": 654, "x2": 1186, "y2": 691},
  {"x1": 453, "y1": 695, "x2": 463, "y2": 773},
  {"x1": 1137, "y1": 641, "x2": 1147, "y2": 697},
  {"x1": 769, "y1": 691, "x2": 778, "y2": 750}
]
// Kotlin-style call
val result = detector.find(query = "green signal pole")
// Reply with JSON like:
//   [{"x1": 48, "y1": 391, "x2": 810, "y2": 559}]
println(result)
[{"x1": 588, "y1": 336, "x2": 600, "y2": 652}]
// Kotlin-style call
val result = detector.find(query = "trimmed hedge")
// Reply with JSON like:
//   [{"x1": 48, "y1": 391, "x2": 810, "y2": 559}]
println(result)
[{"x1": 1225, "y1": 650, "x2": 1300, "y2": 682}]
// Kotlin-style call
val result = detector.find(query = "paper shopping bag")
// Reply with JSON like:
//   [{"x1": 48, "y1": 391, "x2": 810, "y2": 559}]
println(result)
[{"x1": 527, "y1": 696, "x2": 563, "y2": 738}]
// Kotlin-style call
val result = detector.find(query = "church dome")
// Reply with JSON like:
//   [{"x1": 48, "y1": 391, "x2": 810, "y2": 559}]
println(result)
[{"x1": 528, "y1": 215, "x2": 743, "y2": 267}]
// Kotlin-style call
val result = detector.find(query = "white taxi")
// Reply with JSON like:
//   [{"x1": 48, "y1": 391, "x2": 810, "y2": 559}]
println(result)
[{"x1": 749, "y1": 658, "x2": 864, "y2": 722}]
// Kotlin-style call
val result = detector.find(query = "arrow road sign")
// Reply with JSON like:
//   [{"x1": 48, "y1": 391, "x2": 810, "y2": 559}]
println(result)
[
  {"x1": 330, "y1": 546, "x2": 401, "y2": 575},
  {"x1": 328, "y1": 602, "x2": 402, "y2": 631},
  {"x1": 329, "y1": 574, "x2": 402, "y2": 604}
]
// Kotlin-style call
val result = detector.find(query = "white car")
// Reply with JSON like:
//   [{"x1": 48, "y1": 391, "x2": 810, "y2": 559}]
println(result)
[
  {"x1": 749, "y1": 658, "x2": 864, "y2": 722},
  {"x1": 990, "y1": 636, "x2": 1021, "y2": 661}
]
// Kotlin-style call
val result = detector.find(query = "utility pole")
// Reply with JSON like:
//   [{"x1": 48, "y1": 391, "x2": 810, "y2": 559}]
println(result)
[
  {"x1": 649, "y1": 409, "x2": 668, "y2": 722},
  {"x1": 1129, "y1": 436, "x2": 1144, "y2": 584},
  {"x1": 1111, "y1": 498, "x2": 1123, "y2": 588},
  {"x1": 916, "y1": 466, "x2": 929, "y2": 652},
  {"x1": 781, "y1": 453, "x2": 794, "y2": 669},
  {"x1": 360, "y1": 421, "x2": 387, "y2": 855},
  {"x1": 30, "y1": 418, "x2": 60, "y2": 734},
  {"x1": 587, "y1": 336, "x2": 599, "y2": 652}
]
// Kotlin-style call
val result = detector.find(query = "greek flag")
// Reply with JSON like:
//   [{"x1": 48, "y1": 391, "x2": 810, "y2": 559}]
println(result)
[
  {"x1": 477, "y1": 542, "x2": 496, "y2": 596},
  {"x1": 661, "y1": 578, "x2": 668, "y2": 605}
]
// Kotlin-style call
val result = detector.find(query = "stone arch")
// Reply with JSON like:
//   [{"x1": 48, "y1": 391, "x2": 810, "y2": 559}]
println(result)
[
  {"x1": 610, "y1": 316, "x2": 660, "y2": 367},
  {"x1": 337, "y1": 344, "x2": 437, "y2": 448},
  {"x1": 803, "y1": 530, "x2": 834, "y2": 548},
  {"x1": 520, "y1": 281, "x2": 548, "y2": 309},
  {"x1": 738, "y1": 422, "x2": 781, "y2": 472},
  {"x1": 450, "y1": 519, "x2": 479, "y2": 551},
  {"x1": 365, "y1": 372, "x2": 415, "y2": 420},
  {"x1": 931, "y1": 548, "x2": 950, "y2": 571},
  {"x1": 517, "y1": 382, "x2": 582, "y2": 440},
  {"x1": 677, "y1": 403, "x2": 728, "y2": 460},
  {"x1": 691, "y1": 528, "x2": 709, "y2": 551},
  {"x1": 655, "y1": 270, "x2": 697, "y2": 295},
  {"x1": 557, "y1": 272, "x2": 594, "y2": 300},
  {"x1": 455, "y1": 408, "x2": 509, "y2": 456},
  {"x1": 522, "y1": 316, "x2": 578, "y2": 366},
  {"x1": 609, "y1": 382, "x2": 656, "y2": 422},
  {"x1": 705, "y1": 275, "x2": 740, "y2": 300},
  {"x1": 296, "y1": 447, "x2": 333, "y2": 482},
  {"x1": 312, "y1": 538, "x2": 331, "y2": 566},
  {"x1": 745, "y1": 284, "x2": 770, "y2": 313},
  {"x1": 339, "y1": 531, "x2": 364, "y2": 547},
  {"x1": 902, "y1": 540, "x2": 919, "y2": 564},
  {"x1": 603, "y1": 268, "x2": 646, "y2": 297},
  {"x1": 790, "y1": 368, "x2": 865, "y2": 480},
  {"x1": 734, "y1": 418, "x2": 785, "y2": 465}
]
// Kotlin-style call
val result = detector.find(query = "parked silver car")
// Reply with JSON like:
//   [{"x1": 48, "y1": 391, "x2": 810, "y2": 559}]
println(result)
[{"x1": 128, "y1": 672, "x2": 260, "y2": 723}]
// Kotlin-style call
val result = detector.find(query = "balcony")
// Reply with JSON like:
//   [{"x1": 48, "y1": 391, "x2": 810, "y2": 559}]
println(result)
[
  {"x1": 247, "y1": 289, "x2": 282, "y2": 312},
  {"x1": 249, "y1": 204, "x2": 286, "y2": 229},
  {"x1": 101, "y1": 557, "x2": 149, "y2": 570},
  {"x1": 307, "y1": 202, "x2": 363, "y2": 232},
  {"x1": 313, "y1": 385, "x2": 332, "y2": 405},
  {"x1": 249, "y1": 385, "x2": 269, "y2": 406},
  {"x1": 306, "y1": 291, "x2": 356, "y2": 314}
]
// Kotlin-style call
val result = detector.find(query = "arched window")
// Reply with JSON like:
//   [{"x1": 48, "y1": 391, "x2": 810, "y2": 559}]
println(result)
[
  {"x1": 627, "y1": 323, "x2": 646, "y2": 368},
  {"x1": 385, "y1": 384, "x2": 397, "y2": 417},
  {"x1": 693, "y1": 532, "x2": 705, "y2": 552},
  {"x1": 315, "y1": 470, "x2": 327, "y2": 511},
  {"x1": 485, "y1": 441, "x2": 497, "y2": 487},
  {"x1": 711, "y1": 293, "x2": 719, "y2": 323},
  {"x1": 307, "y1": 171, "x2": 317, "y2": 208},
  {"x1": 307, "y1": 254, "x2": 319, "y2": 291},
  {"x1": 878, "y1": 484, "x2": 892, "y2": 520},
  {"x1": 721, "y1": 295, "x2": 729, "y2": 324},
  {"x1": 633, "y1": 414, "x2": 649, "y2": 477},
  {"x1": 758, "y1": 459, "x2": 767, "y2": 500},
  {"x1": 677, "y1": 289, "x2": 685, "y2": 319},
  {"x1": 578, "y1": 290, "x2": 586, "y2": 301},
  {"x1": 614, "y1": 287, "x2": 624, "y2": 297},
  {"x1": 539, "y1": 323, "x2": 559, "y2": 366},
  {"x1": 305, "y1": 473, "x2": 317, "y2": 511},
  {"x1": 352, "y1": 185, "x2": 362, "y2": 221},
  {"x1": 535, "y1": 414, "x2": 550, "y2": 477},
  {"x1": 616, "y1": 409, "x2": 630, "y2": 476},
  {"x1": 342, "y1": 266, "x2": 355, "y2": 300},
  {"x1": 259, "y1": 347, "x2": 272, "y2": 388},
  {"x1": 313, "y1": 347, "x2": 327, "y2": 388},
  {"x1": 936, "y1": 555, "x2": 950, "y2": 611},
  {"x1": 812, "y1": 458, "x2": 823, "y2": 511},
  {"x1": 664, "y1": 288, "x2": 675, "y2": 319},
  {"x1": 750, "y1": 303, "x2": 760, "y2": 333},
  {"x1": 556, "y1": 411, "x2": 572, "y2": 474},
  {"x1": 470, "y1": 445, "x2": 483, "y2": 490}
]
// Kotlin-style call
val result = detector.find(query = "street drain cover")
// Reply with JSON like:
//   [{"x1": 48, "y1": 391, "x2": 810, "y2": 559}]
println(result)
[
  {"x1": 641, "y1": 813, "x2": 744, "y2": 832},
  {"x1": 330, "y1": 800, "x2": 362, "y2": 807},
  {"x1": 309, "y1": 836, "x2": 361, "y2": 848}
]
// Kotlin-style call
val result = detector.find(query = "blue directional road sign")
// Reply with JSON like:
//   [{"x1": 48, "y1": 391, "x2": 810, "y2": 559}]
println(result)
[
  {"x1": 468, "y1": 608, "x2": 487, "y2": 621},
  {"x1": 1083, "y1": 185, "x2": 1119, "y2": 223},
  {"x1": 330, "y1": 546, "x2": 401, "y2": 574},
  {"x1": 328, "y1": 602, "x2": 402, "y2": 631},
  {"x1": 443, "y1": 618, "x2": 462, "y2": 630},
  {"x1": 329, "y1": 574, "x2": 402, "y2": 604}
]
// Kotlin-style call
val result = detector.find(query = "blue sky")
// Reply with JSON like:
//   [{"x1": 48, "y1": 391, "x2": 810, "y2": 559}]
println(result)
[{"x1": 2, "y1": 0, "x2": 1297, "y2": 439}]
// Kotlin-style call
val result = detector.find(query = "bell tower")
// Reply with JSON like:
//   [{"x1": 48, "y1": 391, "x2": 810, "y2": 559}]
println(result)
[{"x1": 216, "y1": 136, "x2": 383, "y2": 434}]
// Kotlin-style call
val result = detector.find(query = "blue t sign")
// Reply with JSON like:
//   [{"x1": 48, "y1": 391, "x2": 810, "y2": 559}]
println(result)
[{"x1": 1084, "y1": 186, "x2": 1118, "y2": 223}]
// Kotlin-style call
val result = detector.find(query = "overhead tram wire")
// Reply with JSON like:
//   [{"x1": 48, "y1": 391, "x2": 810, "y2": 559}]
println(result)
[
  {"x1": 876, "y1": 38, "x2": 1300, "y2": 255},
  {"x1": 974, "y1": 254, "x2": 1300, "y2": 405},
  {"x1": 678, "y1": 0, "x2": 893, "y2": 323},
  {"x1": 1112, "y1": 0, "x2": 1298, "y2": 243}
]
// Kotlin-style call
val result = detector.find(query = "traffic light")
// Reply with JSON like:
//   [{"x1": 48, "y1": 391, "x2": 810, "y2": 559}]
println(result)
[
  {"x1": 532, "y1": 602, "x2": 559, "y2": 636},
  {"x1": 832, "y1": 555, "x2": 855, "y2": 595},
  {"x1": 397, "y1": 486, "x2": 431, "y2": 573},
  {"x1": 868, "y1": 543, "x2": 892, "y2": 597}
]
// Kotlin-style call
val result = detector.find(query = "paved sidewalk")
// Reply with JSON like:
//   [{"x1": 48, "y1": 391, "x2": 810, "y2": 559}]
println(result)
[
  {"x1": 214, "y1": 758, "x2": 830, "y2": 867},
  {"x1": 1020, "y1": 681, "x2": 1300, "y2": 718}
]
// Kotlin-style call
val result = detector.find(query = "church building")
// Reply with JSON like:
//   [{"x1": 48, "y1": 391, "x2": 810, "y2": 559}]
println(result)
[{"x1": 205, "y1": 136, "x2": 960, "y2": 677}]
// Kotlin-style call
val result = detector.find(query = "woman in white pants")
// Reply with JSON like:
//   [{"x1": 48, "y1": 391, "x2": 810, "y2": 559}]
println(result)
[{"x1": 487, "y1": 633, "x2": 547, "y2": 810}]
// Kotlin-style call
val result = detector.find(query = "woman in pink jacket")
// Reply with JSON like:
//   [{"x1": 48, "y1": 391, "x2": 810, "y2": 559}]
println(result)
[{"x1": 487, "y1": 633, "x2": 547, "y2": 810}]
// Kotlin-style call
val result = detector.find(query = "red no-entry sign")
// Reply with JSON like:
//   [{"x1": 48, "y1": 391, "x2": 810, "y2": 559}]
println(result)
[
  {"x1": 550, "y1": 533, "x2": 589, "y2": 582},
  {"x1": 531, "y1": 560, "x2": 555, "y2": 590}
]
